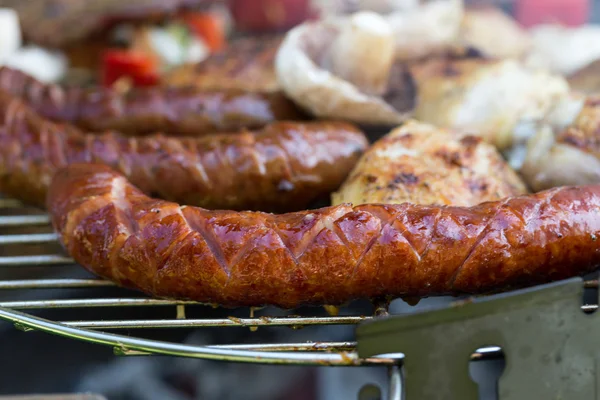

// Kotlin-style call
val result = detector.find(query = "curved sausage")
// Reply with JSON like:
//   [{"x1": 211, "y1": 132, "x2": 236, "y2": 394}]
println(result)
[
  {"x1": 48, "y1": 163, "x2": 600, "y2": 308},
  {"x1": 0, "y1": 67, "x2": 305, "y2": 136},
  {"x1": 0, "y1": 93, "x2": 367, "y2": 212}
]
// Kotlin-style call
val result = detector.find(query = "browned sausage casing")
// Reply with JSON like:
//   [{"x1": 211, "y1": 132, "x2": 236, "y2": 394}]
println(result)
[
  {"x1": 0, "y1": 67, "x2": 305, "y2": 136},
  {"x1": 49, "y1": 163, "x2": 600, "y2": 308},
  {"x1": 0, "y1": 93, "x2": 367, "y2": 212}
]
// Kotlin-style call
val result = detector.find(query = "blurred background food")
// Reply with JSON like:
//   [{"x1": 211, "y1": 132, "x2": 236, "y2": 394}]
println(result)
[{"x1": 0, "y1": 0, "x2": 596, "y2": 92}]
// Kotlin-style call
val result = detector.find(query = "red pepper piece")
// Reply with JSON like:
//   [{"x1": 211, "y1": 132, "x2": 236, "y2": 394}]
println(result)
[
  {"x1": 181, "y1": 12, "x2": 225, "y2": 52},
  {"x1": 102, "y1": 50, "x2": 159, "y2": 87}
]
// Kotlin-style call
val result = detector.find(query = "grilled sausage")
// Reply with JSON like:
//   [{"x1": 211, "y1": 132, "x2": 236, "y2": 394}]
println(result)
[
  {"x1": 0, "y1": 67, "x2": 305, "y2": 136},
  {"x1": 48, "y1": 163, "x2": 600, "y2": 308},
  {"x1": 0, "y1": 93, "x2": 367, "y2": 212}
]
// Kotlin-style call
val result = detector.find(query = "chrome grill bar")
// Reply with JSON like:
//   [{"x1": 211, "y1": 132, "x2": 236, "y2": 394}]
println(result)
[
  {"x1": 113, "y1": 342, "x2": 502, "y2": 361},
  {"x1": 0, "y1": 255, "x2": 74, "y2": 266},
  {"x1": 0, "y1": 279, "x2": 115, "y2": 289},
  {"x1": 0, "y1": 233, "x2": 59, "y2": 245},
  {"x1": 0, "y1": 307, "x2": 382, "y2": 366},
  {"x1": 115, "y1": 342, "x2": 367, "y2": 357},
  {"x1": 62, "y1": 316, "x2": 370, "y2": 329},
  {"x1": 0, "y1": 215, "x2": 51, "y2": 227},
  {"x1": 0, "y1": 298, "x2": 197, "y2": 309},
  {"x1": 208, "y1": 342, "x2": 358, "y2": 352}
]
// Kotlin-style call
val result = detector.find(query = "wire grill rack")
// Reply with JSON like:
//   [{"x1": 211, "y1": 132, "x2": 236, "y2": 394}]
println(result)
[
  {"x1": 0, "y1": 198, "x2": 597, "y2": 367},
  {"x1": 0, "y1": 198, "x2": 389, "y2": 366}
]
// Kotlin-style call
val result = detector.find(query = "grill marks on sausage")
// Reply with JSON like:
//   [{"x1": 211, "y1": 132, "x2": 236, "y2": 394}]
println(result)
[
  {"x1": 0, "y1": 95, "x2": 367, "y2": 211},
  {"x1": 47, "y1": 164, "x2": 600, "y2": 307},
  {"x1": 449, "y1": 198, "x2": 509, "y2": 289},
  {"x1": 0, "y1": 66, "x2": 303, "y2": 136}
]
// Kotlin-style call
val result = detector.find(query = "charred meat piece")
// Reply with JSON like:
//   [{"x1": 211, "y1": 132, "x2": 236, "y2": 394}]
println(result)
[
  {"x1": 48, "y1": 162, "x2": 600, "y2": 308},
  {"x1": 412, "y1": 58, "x2": 569, "y2": 150},
  {"x1": 521, "y1": 96, "x2": 600, "y2": 191},
  {"x1": 0, "y1": 91, "x2": 367, "y2": 212},
  {"x1": 162, "y1": 36, "x2": 283, "y2": 92},
  {"x1": 0, "y1": 66, "x2": 305, "y2": 136},
  {"x1": 333, "y1": 120, "x2": 527, "y2": 207}
]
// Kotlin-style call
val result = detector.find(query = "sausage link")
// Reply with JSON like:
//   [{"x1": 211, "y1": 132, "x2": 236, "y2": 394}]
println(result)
[
  {"x1": 0, "y1": 93, "x2": 367, "y2": 212},
  {"x1": 0, "y1": 67, "x2": 305, "y2": 136},
  {"x1": 48, "y1": 163, "x2": 600, "y2": 308}
]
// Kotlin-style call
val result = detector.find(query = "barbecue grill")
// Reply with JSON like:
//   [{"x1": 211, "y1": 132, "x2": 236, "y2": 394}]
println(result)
[
  {"x1": 0, "y1": 198, "x2": 402, "y2": 398},
  {"x1": 1, "y1": 197, "x2": 598, "y2": 400}
]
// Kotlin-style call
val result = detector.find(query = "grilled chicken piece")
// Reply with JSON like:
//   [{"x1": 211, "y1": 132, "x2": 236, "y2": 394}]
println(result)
[
  {"x1": 162, "y1": 36, "x2": 282, "y2": 92},
  {"x1": 411, "y1": 58, "x2": 570, "y2": 151},
  {"x1": 526, "y1": 24, "x2": 600, "y2": 77},
  {"x1": 332, "y1": 120, "x2": 527, "y2": 207},
  {"x1": 521, "y1": 96, "x2": 600, "y2": 191},
  {"x1": 275, "y1": 11, "x2": 414, "y2": 125}
]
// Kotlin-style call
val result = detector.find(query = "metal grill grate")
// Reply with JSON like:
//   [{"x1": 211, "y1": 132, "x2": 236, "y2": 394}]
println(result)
[
  {"x1": 0, "y1": 198, "x2": 596, "y2": 366},
  {"x1": 0, "y1": 198, "x2": 390, "y2": 366}
]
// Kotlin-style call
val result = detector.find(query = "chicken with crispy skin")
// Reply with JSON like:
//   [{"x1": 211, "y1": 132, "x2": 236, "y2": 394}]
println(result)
[
  {"x1": 526, "y1": 24, "x2": 600, "y2": 77},
  {"x1": 332, "y1": 120, "x2": 527, "y2": 207},
  {"x1": 411, "y1": 57, "x2": 570, "y2": 154},
  {"x1": 521, "y1": 96, "x2": 600, "y2": 191}
]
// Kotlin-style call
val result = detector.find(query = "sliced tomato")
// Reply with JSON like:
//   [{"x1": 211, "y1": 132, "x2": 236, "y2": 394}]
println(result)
[
  {"x1": 181, "y1": 12, "x2": 225, "y2": 52},
  {"x1": 102, "y1": 49, "x2": 159, "y2": 87}
]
